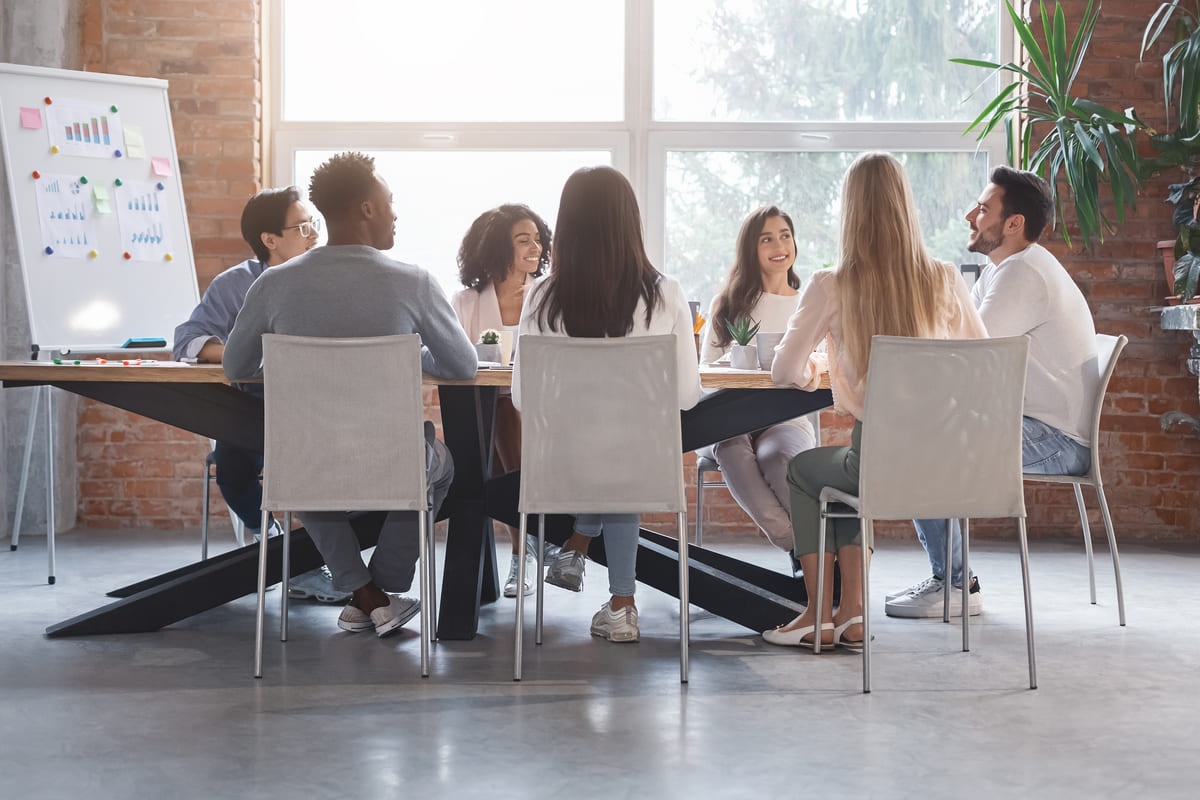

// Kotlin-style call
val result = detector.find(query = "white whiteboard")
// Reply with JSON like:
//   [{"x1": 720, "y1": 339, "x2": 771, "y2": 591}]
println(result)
[{"x1": 0, "y1": 63, "x2": 198, "y2": 353}]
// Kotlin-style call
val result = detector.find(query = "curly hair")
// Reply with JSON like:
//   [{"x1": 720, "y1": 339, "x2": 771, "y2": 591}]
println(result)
[
  {"x1": 709, "y1": 206, "x2": 799, "y2": 349},
  {"x1": 239, "y1": 186, "x2": 301, "y2": 265},
  {"x1": 308, "y1": 151, "x2": 377, "y2": 220},
  {"x1": 457, "y1": 204, "x2": 552, "y2": 289}
]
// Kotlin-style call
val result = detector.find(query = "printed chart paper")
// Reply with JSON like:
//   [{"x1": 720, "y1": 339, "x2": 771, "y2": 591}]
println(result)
[{"x1": 33, "y1": 173, "x2": 99, "y2": 259}]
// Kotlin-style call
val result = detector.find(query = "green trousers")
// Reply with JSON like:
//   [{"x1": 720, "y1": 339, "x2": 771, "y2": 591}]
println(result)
[{"x1": 786, "y1": 420, "x2": 870, "y2": 555}]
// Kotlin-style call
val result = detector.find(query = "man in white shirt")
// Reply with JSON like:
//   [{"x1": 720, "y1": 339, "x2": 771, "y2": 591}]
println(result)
[{"x1": 886, "y1": 166, "x2": 1098, "y2": 618}]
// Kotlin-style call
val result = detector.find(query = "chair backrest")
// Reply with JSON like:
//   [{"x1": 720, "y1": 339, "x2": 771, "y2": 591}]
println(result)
[
  {"x1": 260, "y1": 333, "x2": 427, "y2": 512},
  {"x1": 858, "y1": 335, "x2": 1029, "y2": 521},
  {"x1": 518, "y1": 334, "x2": 686, "y2": 515},
  {"x1": 1084, "y1": 333, "x2": 1128, "y2": 475}
]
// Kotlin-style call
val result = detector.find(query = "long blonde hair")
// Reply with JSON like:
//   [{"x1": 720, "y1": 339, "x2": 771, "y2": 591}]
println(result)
[{"x1": 836, "y1": 152, "x2": 953, "y2": 376}]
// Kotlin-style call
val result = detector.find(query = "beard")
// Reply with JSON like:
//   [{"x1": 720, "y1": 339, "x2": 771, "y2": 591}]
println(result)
[{"x1": 967, "y1": 228, "x2": 1003, "y2": 255}]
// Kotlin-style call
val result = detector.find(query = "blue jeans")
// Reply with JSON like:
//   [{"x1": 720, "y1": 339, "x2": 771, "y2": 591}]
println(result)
[
  {"x1": 913, "y1": 416, "x2": 1090, "y2": 585},
  {"x1": 575, "y1": 514, "x2": 640, "y2": 597}
]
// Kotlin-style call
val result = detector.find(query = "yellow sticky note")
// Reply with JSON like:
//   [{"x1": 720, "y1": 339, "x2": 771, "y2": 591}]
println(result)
[
  {"x1": 125, "y1": 125, "x2": 146, "y2": 158},
  {"x1": 92, "y1": 184, "x2": 111, "y2": 214}
]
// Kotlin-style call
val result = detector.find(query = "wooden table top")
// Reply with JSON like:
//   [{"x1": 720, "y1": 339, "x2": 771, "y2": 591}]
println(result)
[{"x1": 0, "y1": 360, "x2": 822, "y2": 390}]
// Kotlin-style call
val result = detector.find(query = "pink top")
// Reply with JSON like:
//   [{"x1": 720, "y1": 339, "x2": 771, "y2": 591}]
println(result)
[{"x1": 771, "y1": 261, "x2": 987, "y2": 421}]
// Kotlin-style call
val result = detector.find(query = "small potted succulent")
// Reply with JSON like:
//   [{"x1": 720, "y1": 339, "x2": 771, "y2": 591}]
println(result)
[
  {"x1": 726, "y1": 317, "x2": 760, "y2": 370},
  {"x1": 476, "y1": 329, "x2": 502, "y2": 363}
]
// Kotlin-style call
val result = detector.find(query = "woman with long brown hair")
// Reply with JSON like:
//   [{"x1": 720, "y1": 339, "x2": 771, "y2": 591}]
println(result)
[
  {"x1": 699, "y1": 206, "x2": 817, "y2": 568},
  {"x1": 513, "y1": 166, "x2": 701, "y2": 642}
]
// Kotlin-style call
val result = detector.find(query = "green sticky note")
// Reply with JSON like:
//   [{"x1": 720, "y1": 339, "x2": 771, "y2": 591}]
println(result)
[
  {"x1": 125, "y1": 124, "x2": 146, "y2": 158},
  {"x1": 92, "y1": 184, "x2": 111, "y2": 214}
]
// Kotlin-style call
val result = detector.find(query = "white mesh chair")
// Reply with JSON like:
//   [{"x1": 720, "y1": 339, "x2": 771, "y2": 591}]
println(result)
[
  {"x1": 816, "y1": 335, "x2": 1034, "y2": 692},
  {"x1": 514, "y1": 335, "x2": 690, "y2": 682},
  {"x1": 254, "y1": 334, "x2": 436, "y2": 679},
  {"x1": 1024, "y1": 333, "x2": 1128, "y2": 626}
]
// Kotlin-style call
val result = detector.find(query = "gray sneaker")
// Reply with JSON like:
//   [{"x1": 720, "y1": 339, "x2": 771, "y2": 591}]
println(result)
[
  {"x1": 886, "y1": 575, "x2": 942, "y2": 603},
  {"x1": 885, "y1": 576, "x2": 982, "y2": 618},
  {"x1": 530, "y1": 534, "x2": 562, "y2": 562},
  {"x1": 590, "y1": 602, "x2": 639, "y2": 642},
  {"x1": 545, "y1": 549, "x2": 586, "y2": 592},
  {"x1": 288, "y1": 565, "x2": 352, "y2": 604}
]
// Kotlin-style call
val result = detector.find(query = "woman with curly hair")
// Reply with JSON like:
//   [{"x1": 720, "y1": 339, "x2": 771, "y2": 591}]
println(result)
[{"x1": 453, "y1": 203, "x2": 556, "y2": 598}]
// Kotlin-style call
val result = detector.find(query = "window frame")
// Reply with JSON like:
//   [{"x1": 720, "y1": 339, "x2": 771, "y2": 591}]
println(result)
[{"x1": 266, "y1": 0, "x2": 1011, "y2": 279}]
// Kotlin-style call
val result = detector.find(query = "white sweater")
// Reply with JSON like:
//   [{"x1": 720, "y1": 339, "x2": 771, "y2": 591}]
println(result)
[
  {"x1": 972, "y1": 243, "x2": 1097, "y2": 444},
  {"x1": 512, "y1": 275, "x2": 702, "y2": 412}
]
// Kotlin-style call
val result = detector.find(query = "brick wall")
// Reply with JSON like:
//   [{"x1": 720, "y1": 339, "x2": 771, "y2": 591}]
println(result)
[
  {"x1": 74, "y1": 0, "x2": 1200, "y2": 541},
  {"x1": 78, "y1": 0, "x2": 261, "y2": 528}
]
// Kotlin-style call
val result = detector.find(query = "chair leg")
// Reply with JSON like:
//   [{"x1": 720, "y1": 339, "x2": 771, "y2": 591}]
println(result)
[
  {"x1": 45, "y1": 387, "x2": 56, "y2": 585},
  {"x1": 253, "y1": 507, "x2": 271, "y2": 679},
  {"x1": 1016, "y1": 517, "x2": 1037, "y2": 690},
  {"x1": 694, "y1": 467, "x2": 704, "y2": 546},
  {"x1": 535, "y1": 515, "x2": 545, "y2": 646},
  {"x1": 961, "y1": 518, "x2": 970, "y2": 653},
  {"x1": 678, "y1": 510, "x2": 689, "y2": 683},
  {"x1": 419, "y1": 510, "x2": 430, "y2": 677},
  {"x1": 1072, "y1": 483, "x2": 1097, "y2": 605},
  {"x1": 943, "y1": 519, "x2": 953, "y2": 624},
  {"x1": 280, "y1": 512, "x2": 291, "y2": 642},
  {"x1": 201, "y1": 466, "x2": 211, "y2": 561},
  {"x1": 1093, "y1": 483, "x2": 1126, "y2": 626},
  {"x1": 426, "y1": 513, "x2": 438, "y2": 642},
  {"x1": 514, "y1": 513, "x2": 529, "y2": 681},
  {"x1": 861, "y1": 518, "x2": 872, "y2": 694},
  {"x1": 814, "y1": 503, "x2": 828, "y2": 655}
]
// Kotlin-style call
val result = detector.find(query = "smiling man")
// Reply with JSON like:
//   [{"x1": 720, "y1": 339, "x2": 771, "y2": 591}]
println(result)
[
  {"x1": 224, "y1": 151, "x2": 477, "y2": 638},
  {"x1": 886, "y1": 165, "x2": 1099, "y2": 619}
]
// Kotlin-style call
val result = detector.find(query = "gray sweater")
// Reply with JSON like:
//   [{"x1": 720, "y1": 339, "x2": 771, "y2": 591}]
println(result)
[{"x1": 224, "y1": 244, "x2": 478, "y2": 381}]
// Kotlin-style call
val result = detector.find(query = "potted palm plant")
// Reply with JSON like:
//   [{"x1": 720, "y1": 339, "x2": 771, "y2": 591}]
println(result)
[
  {"x1": 952, "y1": 0, "x2": 1143, "y2": 251},
  {"x1": 1142, "y1": 2, "x2": 1200, "y2": 300}
]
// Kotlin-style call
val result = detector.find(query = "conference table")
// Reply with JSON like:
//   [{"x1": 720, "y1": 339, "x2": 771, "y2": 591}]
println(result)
[{"x1": 0, "y1": 359, "x2": 831, "y2": 640}]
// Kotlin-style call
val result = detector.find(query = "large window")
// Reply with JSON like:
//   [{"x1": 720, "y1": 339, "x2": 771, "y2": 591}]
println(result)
[{"x1": 271, "y1": 0, "x2": 1006, "y2": 303}]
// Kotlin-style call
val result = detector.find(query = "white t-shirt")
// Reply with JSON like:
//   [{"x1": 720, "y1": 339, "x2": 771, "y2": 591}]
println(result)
[
  {"x1": 512, "y1": 275, "x2": 702, "y2": 413},
  {"x1": 699, "y1": 291, "x2": 800, "y2": 366},
  {"x1": 971, "y1": 243, "x2": 1097, "y2": 445}
]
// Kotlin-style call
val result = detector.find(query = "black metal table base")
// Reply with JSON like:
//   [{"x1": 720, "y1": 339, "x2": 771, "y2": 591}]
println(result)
[{"x1": 6, "y1": 375, "x2": 831, "y2": 640}]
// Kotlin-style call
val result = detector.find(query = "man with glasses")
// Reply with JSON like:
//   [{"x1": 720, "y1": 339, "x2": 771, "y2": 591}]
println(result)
[
  {"x1": 173, "y1": 187, "x2": 345, "y2": 602},
  {"x1": 886, "y1": 166, "x2": 1099, "y2": 619}
]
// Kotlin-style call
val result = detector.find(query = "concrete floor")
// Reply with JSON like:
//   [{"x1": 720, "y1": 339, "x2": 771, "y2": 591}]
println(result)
[{"x1": 0, "y1": 527, "x2": 1194, "y2": 799}]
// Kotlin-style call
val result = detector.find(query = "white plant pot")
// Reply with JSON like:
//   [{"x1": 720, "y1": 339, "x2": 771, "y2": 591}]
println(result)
[
  {"x1": 475, "y1": 343, "x2": 501, "y2": 363},
  {"x1": 729, "y1": 344, "x2": 759, "y2": 370}
]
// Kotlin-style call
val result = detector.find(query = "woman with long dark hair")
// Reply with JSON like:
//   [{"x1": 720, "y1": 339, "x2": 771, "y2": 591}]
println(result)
[{"x1": 512, "y1": 166, "x2": 701, "y2": 642}]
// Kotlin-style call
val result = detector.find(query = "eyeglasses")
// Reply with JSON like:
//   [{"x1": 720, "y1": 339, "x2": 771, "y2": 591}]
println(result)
[{"x1": 282, "y1": 218, "x2": 322, "y2": 237}]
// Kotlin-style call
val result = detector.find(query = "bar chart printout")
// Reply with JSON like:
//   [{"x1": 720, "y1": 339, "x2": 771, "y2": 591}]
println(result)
[
  {"x1": 33, "y1": 174, "x2": 99, "y2": 259},
  {"x1": 45, "y1": 99, "x2": 126, "y2": 158},
  {"x1": 115, "y1": 180, "x2": 173, "y2": 262}
]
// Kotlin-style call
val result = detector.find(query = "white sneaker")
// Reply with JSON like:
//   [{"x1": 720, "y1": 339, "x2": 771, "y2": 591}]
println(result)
[
  {"x1": 369, "y1": 595, "x2": 421, "y2": 638},
  {"x1": 545, "y1": 550, "x2": 586, "y2": 592},
  {"x1": 886, "y1": 575, "x2": 942, "y2": 603},
  {"x1": 590, "y1": 602, "x2": 639, "y2": 642},
  {"x1": 885, "y1": 576, "x2": 982, "y2": 619},
  {"x1": 503, "y1": 552, "x2": 537, "y2": 598}
]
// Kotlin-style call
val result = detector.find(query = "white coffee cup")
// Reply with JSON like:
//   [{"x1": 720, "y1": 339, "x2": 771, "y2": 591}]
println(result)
[{"x1": 755, "y1": 332, "x2": 784, "y2": 370}]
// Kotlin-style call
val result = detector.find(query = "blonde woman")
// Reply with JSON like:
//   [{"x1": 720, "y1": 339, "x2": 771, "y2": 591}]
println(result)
[{"x1": 764, "y1": 152, "x2": 987, "y2": 649}]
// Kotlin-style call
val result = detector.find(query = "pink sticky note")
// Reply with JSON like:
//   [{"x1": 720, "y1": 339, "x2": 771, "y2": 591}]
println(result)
[
  {"x1": 20, "y1": 107, "x2": 43, "y2": 130},
  {"x1": 151, "y1": 156, "x2": 172, "y2": 177}
]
